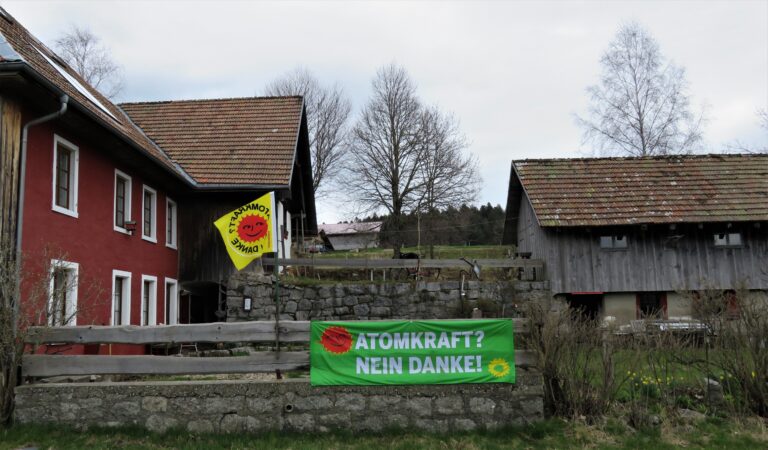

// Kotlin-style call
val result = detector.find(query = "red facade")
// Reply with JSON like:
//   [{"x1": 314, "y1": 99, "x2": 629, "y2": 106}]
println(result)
[{"x1": 20, "y1": 116, "x2": 178, "y2": 353}]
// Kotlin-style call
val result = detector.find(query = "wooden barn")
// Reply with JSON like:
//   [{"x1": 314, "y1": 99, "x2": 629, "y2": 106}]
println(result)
[
  {"x1": 503, "y1": 155, "x2": 768, "y2": 324},
  {"x1": 0, "y1": 9, "x2": 316, "y2": 352}
]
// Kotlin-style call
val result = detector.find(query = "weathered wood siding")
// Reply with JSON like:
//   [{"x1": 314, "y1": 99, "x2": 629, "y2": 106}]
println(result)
[
  {"x1": 0, "y1": 97, "x2": 22, "y2": 250},
  {"x1": 518, "y1": 197, "x2": 768, "y2": 294}
]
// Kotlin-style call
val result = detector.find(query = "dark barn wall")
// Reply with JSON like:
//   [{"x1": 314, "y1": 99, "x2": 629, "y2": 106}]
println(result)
[
  {"x1": 178, "y1": 191, "x2": 271, "y2": 284},
  {"x1": 517, "y1": 198, "x2": 768, "y2": 294}
]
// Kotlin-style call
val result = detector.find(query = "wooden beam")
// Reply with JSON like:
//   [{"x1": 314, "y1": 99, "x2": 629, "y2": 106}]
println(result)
[
  {"x1": 262, "y1": 257, "x2": 544, "y2": 269},
  {"x1": 25, "y1": 321, "x2": 310, "y2": 345},
  {"x1": 26, "y1": 319, "x2": 530, "y2": 345},
  {"x1": 22, "y1": 350, "x2": 536, "y2": 378},
  {"x1": 22, "y1": 352, "x2": 310, "y2": 377}
]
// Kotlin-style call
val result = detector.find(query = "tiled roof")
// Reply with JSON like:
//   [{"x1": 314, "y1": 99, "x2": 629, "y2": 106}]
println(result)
[
  {"x1": 319, "y1": 222, "x2": 382, "y2": 235},
  {"x1": 514, "y1": 154, "x2": 768, "y2": 227},
  {"x1": 120, "y1": 97, "x2": 303, "y2": 186},
  {"x1": 0, "y1": 11, "x2": 179, "y2": 175}
]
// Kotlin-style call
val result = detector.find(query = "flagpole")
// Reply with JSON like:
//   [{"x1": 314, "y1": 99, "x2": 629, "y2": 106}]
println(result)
[{"x1": 274, "y1": 196, "x2": 281, "y2": 354}]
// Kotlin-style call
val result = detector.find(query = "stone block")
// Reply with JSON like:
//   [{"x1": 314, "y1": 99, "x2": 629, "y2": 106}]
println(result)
[
  {"x1": 246, "y1": 397, "x2": 279, "y2": 414},
  {"x1": 293, "y1": 395, "x2": 333, "y2": 411},
  {"x1": 469, "y1": 397, "x2": 496, "y2": 415},
  {"x1": 353, "y1": 304, "x2": 370, "y2": 316},
  {"x1": 368, "y1": 395, "x2": 401, "y2": 411},
  {"x1": 369, "y1": 306, "x2": 391, "y2": 317},
  {"x1": 145, "y1": 415, "x2": 178, "y2": 433},
  {"x1": 343, "y1": 297, "x2": 358, "y2": 307},
  {"x1": 187, "y1": 419, "x2": 215, "y2": 433},
  {"x1": 318, "y1": 287, "x2": 332, "y2": 298},
  {"x1": 303, "y1": 289, "x2": 317, "y2": 300},
  {"x1": 335, "y1": 393, "x2": 365, "y2": 411},
  {"x1": 283, "y1": 301, "x2": 298, "y2": 313},
  {"x1": 426, "y1": 282, "x2": 441, "y2": 292},
  {"x1": 142, "y1": 396, "x2": 168, "y2": 412},
  {"x1": 453, "y1": 418, "x2": 477, "y2": 431},
  {"x1": 414, "y1": 418, "x2": 449, "y2": 433},
  {"x1": 298, "y1": 299, "x2": 312, "y2": 310},
  {"x1": 404, "y1": 397, "x2": 433, "y2": 416},
  {"x1": 435, "y1": 396, "x2": 464, "y2": 415},
  {"x1": 296, "y1": 310, "x2": 310, "y2": 321},
  {"x1": 285, "y1": 413, "x2": 315, "y2": 432}
]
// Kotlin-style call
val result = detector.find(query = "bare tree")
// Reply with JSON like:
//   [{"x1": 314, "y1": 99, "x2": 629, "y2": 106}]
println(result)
[
  {"x1": 417, "y1": 106, "x2": 480, "y2": 211},
  {"x1": 264, "y1": 68, "x2": 352, "y2": 195},
  {"x1": 54, "y1": 25, "x2": 124, "y2": 99},
  {"x1": 344, "y1": 65, "x2": 425, "y2": 254},
  {"x1": 577, "y1": 22, "x2": 704, "y2": 156}
]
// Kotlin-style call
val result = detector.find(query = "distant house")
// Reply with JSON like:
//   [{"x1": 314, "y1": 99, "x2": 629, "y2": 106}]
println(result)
[
  {"x1": 319, "y1": 222, "x2": 382, "y2": 251},
  {"x1": 502, "y1": 155, "x2": 768, "y2": 324},
  {"x1": 0, "y1": 9, "x2": 316, "y2": 349}
]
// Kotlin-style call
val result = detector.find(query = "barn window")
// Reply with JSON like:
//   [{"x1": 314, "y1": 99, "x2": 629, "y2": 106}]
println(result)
[
  {"x1": 142, "y1": 185, "x2": 157, "y2": 242},
  {"x1": 714, "y1": 232, "x2": 742, "y2": 247},
  {"x1": 114, "y1": 169, "x2": 132, "y2": 232},
  {"x1": 112, "y1": 270, "x2": 132, "y2": 325},
  {"x1": 52, "y1": 135, "x2": 79, "y2": 217},
  {"x1": 599, "y1": 235, "x2": 628, "y2": 249},
  {"x1": 49, "y1": 260, "x2": 78, "y2": 326}
]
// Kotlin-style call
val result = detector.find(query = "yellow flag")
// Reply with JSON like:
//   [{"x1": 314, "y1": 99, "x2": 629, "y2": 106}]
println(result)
[{"x1": 214, "y1": 192, "x2": 277, "y2": 270}]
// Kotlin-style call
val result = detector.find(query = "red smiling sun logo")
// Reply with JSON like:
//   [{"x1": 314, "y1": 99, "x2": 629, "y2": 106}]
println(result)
[
  {"x1": 237, "y1": 214, "x2": 268, "y2": 242},
  {"x1": 320, "y1": 326, "x2": 353, "y2": 355}
]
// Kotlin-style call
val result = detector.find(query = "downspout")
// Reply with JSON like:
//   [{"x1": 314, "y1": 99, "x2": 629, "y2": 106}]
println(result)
[{"x1": 13, "y1": 94, "x2": 69, "y2": 328}]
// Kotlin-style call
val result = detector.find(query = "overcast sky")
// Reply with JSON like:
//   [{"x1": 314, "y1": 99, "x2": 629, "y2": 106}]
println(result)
[{"x1": 4, "y1": 0, "x2": 767, "y2": 224}]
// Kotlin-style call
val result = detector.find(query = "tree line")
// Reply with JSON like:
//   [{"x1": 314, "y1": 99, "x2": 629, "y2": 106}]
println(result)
[{"x1": 360, "y1": 202, "x2": 506, "y2": 250}]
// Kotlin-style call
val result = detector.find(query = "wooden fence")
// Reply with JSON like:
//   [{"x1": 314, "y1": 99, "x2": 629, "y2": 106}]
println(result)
[
  {"x1": 262, "y1": 257, "x2": 544, "y2": 270},
  {"x1": 22, "y1": 319, "x2": 533, "y2": 379}
]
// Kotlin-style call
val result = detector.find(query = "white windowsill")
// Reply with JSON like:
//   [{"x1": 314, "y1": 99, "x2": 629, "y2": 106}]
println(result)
[
  {"x1": 52, "y1": 205, "x2": 78, "y2": 218},
  {"x1": 142, "y1": 235, "x2": 157, "y2": 244}
]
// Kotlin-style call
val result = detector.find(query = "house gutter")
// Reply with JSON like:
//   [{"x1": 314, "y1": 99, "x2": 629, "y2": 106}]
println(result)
[{"x1": 13, "y1": 93, "x2": 68, "y2": 336}]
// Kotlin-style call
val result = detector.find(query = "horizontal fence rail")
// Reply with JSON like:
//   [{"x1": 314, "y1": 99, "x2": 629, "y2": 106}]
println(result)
[
  {"x1": 261, "y1": 257, "x2": 544, "y2": 269},
  {"x1": 22, "y1": 319, "x2": 533, "y2": 378}
]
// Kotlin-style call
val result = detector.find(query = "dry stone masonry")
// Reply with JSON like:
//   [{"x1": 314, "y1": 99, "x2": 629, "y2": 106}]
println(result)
[
  {"x1": 227, "y1": 272, "x2": 551, "y2": 321},
  {"x1": 15, "y1": 376, "x2": 543, "y2": 433}
]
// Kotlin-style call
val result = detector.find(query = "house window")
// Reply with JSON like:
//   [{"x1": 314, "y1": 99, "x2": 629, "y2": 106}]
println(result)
[
  {"x1": 140, "y1": 275, "x2": 157, "y2": 326},
  {"x1": 166, "y1": 198, "x2": 177, "y2": 249},
  {"x1": 114, "y1": 170, "x2": 132, "y2": 232},
  {"x1": 52, "y1": 135, "x2": 79, "y2": 217},
  {"x1": 714, "y1": 232, "x2": 742, "y2": 248},
  {"x1": 600, "y1": 235, "x2": 628, "y2": 249},
  {"x1": 112, "y1": 270, "x2": 131, "y2": 325},
  {"x1": 636, "y1": 292, "x2": 667, "y2": 319},
  {"x1": 49, "y1": 260, "x2": 78, "y2": 326},
  {"x1": 142, "y1": 185, "x2": 157, "y2": 242},
  {"x1": 164, "y1": 278, "x2": 179, "y2": 325}
]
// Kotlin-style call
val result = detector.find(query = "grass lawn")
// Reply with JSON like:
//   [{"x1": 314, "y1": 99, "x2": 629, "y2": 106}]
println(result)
[{"x1": 2, "y1": 417, "x2": 767, "y2": 449}]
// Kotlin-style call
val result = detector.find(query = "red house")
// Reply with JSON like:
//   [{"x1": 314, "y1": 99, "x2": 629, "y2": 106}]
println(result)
[{"x1": 0, "y1": 9, "x2": 316, "y2": 352}]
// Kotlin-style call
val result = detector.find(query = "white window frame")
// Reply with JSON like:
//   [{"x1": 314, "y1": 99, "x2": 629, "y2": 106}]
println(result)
[
  {"x1": 111, "y1": 270, "x2": 132, "y2": 325},
  {"x1": 140, "y1": 275, "x2": 158, "y2": 326},
  {"x1": 599, "y1": 235, "x2": 628, "y2": 250},
  {"x1": 113, "y1": 169, "x2": 133, "y2": 234},
  {"x1": 142, "y1": 185, "x2": 157, "y2": 243},
  {"x1": 48, "y1": 259, "x2": 78, "y2": 326},
  {"x1": 714, "y1": 232, "x2": 743, "y2": 248},
  {"x1": 164, "y1": 277, "x2": 179, "y2": 325},
  {"x1": 51, "y1": 134, "x2": 79, "y2": 218},
  {"x1": 166, "y1": 197, "x2": 177, "y2": 249}
]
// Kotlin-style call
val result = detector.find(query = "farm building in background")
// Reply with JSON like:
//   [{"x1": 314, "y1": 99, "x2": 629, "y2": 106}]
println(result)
[
  {"x1": 503, "y1": 154, "x2": 768, "y2": 324},
  {"x1": 319, "y1": 221, "x2": 382, "y2": 251}
]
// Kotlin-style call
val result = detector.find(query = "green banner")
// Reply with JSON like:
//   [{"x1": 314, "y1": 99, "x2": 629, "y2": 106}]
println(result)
[{"x1": 310, "y1": 319, "x2": 515, "y2": 386}]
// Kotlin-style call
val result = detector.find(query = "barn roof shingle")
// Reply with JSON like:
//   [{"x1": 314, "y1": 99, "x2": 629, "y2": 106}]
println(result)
[
  {"x1": 119, "y1": 97, "x2": 303, "y2": 186},
  {"x1": 513, "y1": 154, "x2": 768, "y2": 227}
]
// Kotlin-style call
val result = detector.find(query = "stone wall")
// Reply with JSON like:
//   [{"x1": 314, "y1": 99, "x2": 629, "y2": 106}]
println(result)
[
  {"x1": 15, "y1": 374, "x2": 543, "y2": 433},
  {"x1": 227, "y1": 272, "x2": 551, "y2": 321}
]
